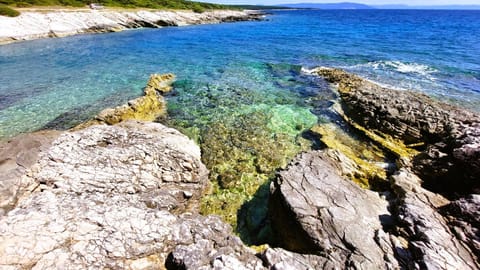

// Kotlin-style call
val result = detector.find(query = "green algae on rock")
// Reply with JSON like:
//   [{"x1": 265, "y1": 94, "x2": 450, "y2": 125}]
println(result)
[
  {"x1": 310, "y1": 123, "x2": 390, "y2": 189},
  {"x1": 76, "y1": 73, "x2": 175, "y2": 129},
  {"x1": 163, "y1": 64, "x2": 322, "y2": 243}
]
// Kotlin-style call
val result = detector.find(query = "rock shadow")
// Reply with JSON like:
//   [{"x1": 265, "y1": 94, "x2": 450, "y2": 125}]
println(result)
[{"x1": 236, "y1": 180, "x2": 276, "y2": 246}]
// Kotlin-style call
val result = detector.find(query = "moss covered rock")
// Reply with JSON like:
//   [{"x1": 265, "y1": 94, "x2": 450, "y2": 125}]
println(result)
[{"x1": 76, "y1": 73, "x2": 175, "y2": 129}]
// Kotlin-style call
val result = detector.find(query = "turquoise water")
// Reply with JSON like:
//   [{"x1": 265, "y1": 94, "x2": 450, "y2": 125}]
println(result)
[{"x1": 0, "y1": 10, "x2": 479, "y2": 138}]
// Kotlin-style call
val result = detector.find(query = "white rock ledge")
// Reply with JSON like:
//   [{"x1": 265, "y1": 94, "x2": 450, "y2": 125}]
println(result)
[{"x1": 0, "y1": 9, "x2": 263, "y2": 44}]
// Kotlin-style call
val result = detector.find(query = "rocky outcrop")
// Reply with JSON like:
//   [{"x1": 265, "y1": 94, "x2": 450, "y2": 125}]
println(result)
[
  {"x1": 76, "y1": 73, "x2": 174, "y2": 129},
  {"x1": 441, "y1": 194, "x2": 480, "y2": 261},
  {"x1": 311, "y1": 67, "x2": 480, "y2": 197},
  {"x1": 269, "y1": 149, "x2": 480, "y2": 269},
  {"x1": 0, "y1": 121, "x2": 213, "y2": 268},
  {"x1": 269, "y1": 150, "x2": 401, "y2": 269},
  {"x1": 390, "y1": 169, "x2": 479, "y2": 269},
  {"x1": 0, "y1": 10, "x2": 264, "y2": 44},
  {"x1": 0, "y1": 130, "x2": 60, "y2": 216}
]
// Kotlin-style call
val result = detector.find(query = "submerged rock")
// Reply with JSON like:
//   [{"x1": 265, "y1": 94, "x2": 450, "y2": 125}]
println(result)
[
  {"x1": 269, "y1": 150, "x2": 400, "y2": 269},
  {"x1": 199, "y1": 105, "x2": 315, "y2": 243}
]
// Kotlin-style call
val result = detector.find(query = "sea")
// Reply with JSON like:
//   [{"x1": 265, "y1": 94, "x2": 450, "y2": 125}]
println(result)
[{"x1": 0, "y1": 9, "x2": 479, "y2": 139}]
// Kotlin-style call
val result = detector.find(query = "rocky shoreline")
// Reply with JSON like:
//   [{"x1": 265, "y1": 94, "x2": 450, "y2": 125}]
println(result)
[
  {"x1": 1, "y1": 69, "x2": 479, "y2": 269},
  {"x1": 0, "y1": 9, "x2": 263, "y2": 44}
]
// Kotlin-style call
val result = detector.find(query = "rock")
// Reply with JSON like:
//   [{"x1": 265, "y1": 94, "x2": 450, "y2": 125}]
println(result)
[
  {"x1": 76, "y1": 73, "x2": 175, "y2": 129},
  {"x1": 390, "y1": 169, "x2": 479, "y2": 269},
  {"x1": 0, "y1": 10, "x2": 264, "y2": 45},
  {"x1": 310, "y1": 123, "x2": 392, "y2": 189},
  {"x1": 146, "y1": 73, "x2": 176, "y2": 95},
  {"x1": 0, "y1": 130, "x2": 60, "y2": 216},
  {"x1": 311, "y1": 67, "x2": 480, "y2": 197},
  {"x1": 269, "y1": 150, "x2": 400, "y2": 269},
  {"x1": 260, "y1": 247, "x2": 330, "y2": 269},
  {"x1": 166, "y1": 215, "x2": 264, "y2": 270},
  {"x1": 0, "y1": 121, "x2": 215, "y2": 269},
  {"x1": 441, "y1": 194, "x2": 480, "y2": 261}
]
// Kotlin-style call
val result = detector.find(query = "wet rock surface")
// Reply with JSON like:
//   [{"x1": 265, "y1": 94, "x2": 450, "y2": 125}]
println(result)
[{"x1": 76, "y1": 73, "x2": 175, "y2": 129}]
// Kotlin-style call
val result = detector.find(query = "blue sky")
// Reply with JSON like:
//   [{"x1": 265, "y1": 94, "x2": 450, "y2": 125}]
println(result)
[{"x1": 199, "y1": 0, "x2": 480, "y2": 5}]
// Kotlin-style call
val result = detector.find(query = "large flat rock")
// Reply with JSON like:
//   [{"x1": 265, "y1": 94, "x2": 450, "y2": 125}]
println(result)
[
  {"x1": 0, "y1": 121, "x2": 242, "y2": 269},
  {"x1": 269, "y1": 150, "x2": 399, "y2": 269}
]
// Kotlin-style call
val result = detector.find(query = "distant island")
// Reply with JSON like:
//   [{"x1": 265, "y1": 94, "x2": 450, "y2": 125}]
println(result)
[
  {"x1": 278, "y1": 2, "x2": 480, "y2": 10},
  {"x1": 280, "y1": 2, "x2": 373, "y2": 9}
]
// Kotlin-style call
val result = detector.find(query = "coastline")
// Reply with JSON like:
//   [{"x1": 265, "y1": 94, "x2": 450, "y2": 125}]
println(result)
[
  {"x1": 0, "y1": 9, "x2": 264, "y2": 45},
  {"x1": 0, "y1": 68, "x2": 479, "y2": 268}
]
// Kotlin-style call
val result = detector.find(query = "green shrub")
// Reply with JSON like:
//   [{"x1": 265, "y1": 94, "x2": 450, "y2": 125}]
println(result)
[
  {"x1": 192, "y1": 4, "x2": 205, "y2": 13},
  {"x1": 0, "y1": 5, "x2": 20, "y2": 17},
  {"x1": 15, "y1": 2, "x2": 33, "y2": 7}
]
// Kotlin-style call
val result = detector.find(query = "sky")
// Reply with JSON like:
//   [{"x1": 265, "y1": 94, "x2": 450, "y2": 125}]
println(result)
[{"x1": 198, "y1": 0, "x2": 480, "y2": 6}]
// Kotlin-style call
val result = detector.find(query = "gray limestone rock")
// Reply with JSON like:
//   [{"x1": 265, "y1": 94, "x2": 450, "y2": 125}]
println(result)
[
  {"x1": 0, "y1": 121, "x2": 221, "y2": 269},
  {"x1": 390, "y1": 169, "x2": 479, "y2": 269},
  {"x1": 441, "y1": 194, "x2": 480, "y2": 263},
  {"x1": 0, "y1": 130, "x2": 60, "y2": 216},
  {"x1": 166, "y1": 214, "x2": 264, "y2": 270},
  {"x1": 260, "y1": 247, "x2": 330, "y2": 270},
  {"x1": 269, "y1": 150, "x2": 399, "y2": 269}
]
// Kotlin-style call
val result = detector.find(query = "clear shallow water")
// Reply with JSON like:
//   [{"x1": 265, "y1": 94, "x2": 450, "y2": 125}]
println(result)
[{"x1": 1, "y1": 10, "x2": 480, "y2": 138}]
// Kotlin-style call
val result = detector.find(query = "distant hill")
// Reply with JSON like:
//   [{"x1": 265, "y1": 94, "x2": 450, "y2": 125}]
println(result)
[
  {"x1": 280, "y1": 2, "x2": 374, "y2": 9},
  {"x1": 373, "y1": 4, "x2": 480, "y2": 10}
]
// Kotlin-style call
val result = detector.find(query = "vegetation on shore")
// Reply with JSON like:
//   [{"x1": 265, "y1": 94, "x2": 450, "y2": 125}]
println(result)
[
  {"x1": 0, "y1": 5, "x2": 20, "y2": 16},
  {"x1": 0, "y1": 0, "x2": 230, "y2": 12}
]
